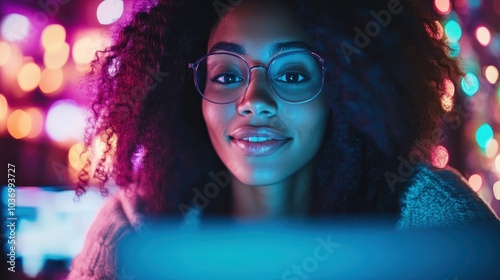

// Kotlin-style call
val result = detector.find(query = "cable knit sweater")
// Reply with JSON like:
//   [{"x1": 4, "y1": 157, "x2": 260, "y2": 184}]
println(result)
[{"x1": 67, "y1": 164, "x2": 499, "y2": 279}]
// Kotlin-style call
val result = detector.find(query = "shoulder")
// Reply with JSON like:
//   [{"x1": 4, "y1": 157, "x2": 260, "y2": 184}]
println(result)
[
  {"x1": 396, "y1": 163, "x2": 499, "y2": 230},
  {"x1": 67, "y1": 190, "x2": 144, "y2": 279}
]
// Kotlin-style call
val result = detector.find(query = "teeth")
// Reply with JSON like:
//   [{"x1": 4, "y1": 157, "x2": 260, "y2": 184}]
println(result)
[{"x1": 242, "y1": 136, "x2": 272, "y2": 142}]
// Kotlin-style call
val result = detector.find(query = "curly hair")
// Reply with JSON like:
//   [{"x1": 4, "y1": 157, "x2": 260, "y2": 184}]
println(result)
[{"x1": 76, "y1": 0, "x2": 463, "y2": 218}]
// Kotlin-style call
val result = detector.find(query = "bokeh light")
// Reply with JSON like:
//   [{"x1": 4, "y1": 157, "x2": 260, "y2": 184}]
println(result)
[
  {"x1": 7, "y1": 110, "x2": 32, "y2": 139},
  {"x1": 0, "y1": 43, "x2": 23, "y2": 82},
  {"x1": 484, "y1": 65, "x2": 499, "y2": 84},
  {"x1": 441, "y1": 78, "x2": 455, "y2": 111},
  {"x1": 461, "y1": 73, "x2": 480, "y2": 96},
  {"x1": 17, "y1": 62, "x2": 42, "y2": 92},
  {"x1": 0, "y1": 41, "x2": 12, "y2": 66},
  {"x1": 431, "y1": 145, "x2": 449, "y2": 168},
  {"x1": 469, "y1": 0, "x2": 482, "y2": 9},
  {"x1": 475, "y1": 26, "x2": 491, "y2": 46},
  {"x1": 0, "y1": 94, "x2": 8, "y2": 120},
  {"x1": 434, "y1": 0, "x2": 452, "y2": 15},
  {"x1": 498, "y1": 86, "x2": 500, "y2": 102},
  {"x1": 486, "y1": 139, "x2": 499, "y2": 158},
  {"x1": 39, "y1": 68, "x2": 64, "y2": 95},
  {"x1": 68, "y1": 142, "x2": 89, "y2": 170},
  {"x1": 25, "y1": 108, "x2": 44, "y2": 139},
  {"x1": 449, "y1": 41, "x2": 460, "y2": 57},
  {"x1": 72, "y1": 33, "x2": 110, "y2": 68},
  {"x1": 41, "y1": 24, "x2": 67, "y2": 51},
  {"x1": 1, "y1": 14, "x2": 30, "y2": 42},
  {"x1": 444, "y1": 20, "x2": 462, "y2": 42},
  {"x1": 45, "y1": 100, "x2": 86, "y2": 143},
  {"x1": 92, "y1": 132, "x2": 118, "y2": 165},
  {"x1": 490, "y1": 34, "x2": 500, "y2": 56},
  {"x1": 476, "y1": 123, "x2": 494, "y2": 150},
  {"x1": 468, "y1": 174, "x2": 482, "y2": 192},
  {"x1": 97, "y1": 0, "x2": 124, "y2": 25},
  {"x1": 44, "y1": 42, "x2": 70, "y2": 69},
  {"x1": 108, "y1": 58, "x2": 120, "y2": 77},
  {"x1": 496, "y1": 155, "x2": 500, "y2": 172},
  {"x1": 494, "y1": 181, "x2": 500, "y2": 200}
]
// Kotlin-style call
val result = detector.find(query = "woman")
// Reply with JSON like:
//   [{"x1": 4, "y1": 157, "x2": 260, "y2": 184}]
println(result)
[{"x1": 68, "y1": 0, "x2": 498, "y2": 278}]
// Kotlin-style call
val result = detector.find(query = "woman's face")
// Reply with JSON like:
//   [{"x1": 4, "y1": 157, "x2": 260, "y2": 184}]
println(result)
[{"x1": 202, "y1": 1, "x2": 330, "y2": 186}]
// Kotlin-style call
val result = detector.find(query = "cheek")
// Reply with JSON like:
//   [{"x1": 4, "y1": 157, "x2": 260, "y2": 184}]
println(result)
[
  {"x1": 283, "y1": 101, "x2": 329, "y2": 143},
  {"x1": 202, "y1": 101, "x2": 235, "y2": 140},
  {"x1": 202, "y1": 101, "x2": 223, "y2": 132}
]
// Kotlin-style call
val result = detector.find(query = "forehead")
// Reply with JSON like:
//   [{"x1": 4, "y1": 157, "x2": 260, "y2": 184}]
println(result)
[{"x1": 207, "y1": 1, "x2": 312, "y2": 57}]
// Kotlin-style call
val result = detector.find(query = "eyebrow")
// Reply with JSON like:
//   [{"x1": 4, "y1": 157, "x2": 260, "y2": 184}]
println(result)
[
  {"x1": 209, "y1": 42, "x2": 245, "y2": 54},
  {"x1": 208, "y1": 41, "x2": 314, "y2": 55},
  {"x1": 271, "y1": 41, "x2": 314, "y2": 54}
]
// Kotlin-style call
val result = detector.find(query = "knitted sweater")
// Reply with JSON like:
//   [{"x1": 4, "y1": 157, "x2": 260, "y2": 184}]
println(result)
[{"x1": 67, "y1": 164, "x2": 498, "y2": 279}]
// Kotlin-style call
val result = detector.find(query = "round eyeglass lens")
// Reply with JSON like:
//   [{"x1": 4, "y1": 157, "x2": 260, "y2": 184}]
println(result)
[
  {"x1": 268, "y1": 52, "x2": 324, "y2": 103},
  {"x1": 196, "y1": 53, "x2": 249, "y2": 104}
]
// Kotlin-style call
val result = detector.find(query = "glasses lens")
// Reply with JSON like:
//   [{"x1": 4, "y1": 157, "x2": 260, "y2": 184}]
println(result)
[
  {"x1": 195, "y1": 54, "x2": 248, "y2": 103},
  {"x1": 269, "y1": 52, "x2": 324, "y2": 103}
]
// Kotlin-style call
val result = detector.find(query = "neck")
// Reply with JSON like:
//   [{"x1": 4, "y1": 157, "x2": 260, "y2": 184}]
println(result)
[{"x1": 230, "y1": 160, "x2": 316, "y2": 220}]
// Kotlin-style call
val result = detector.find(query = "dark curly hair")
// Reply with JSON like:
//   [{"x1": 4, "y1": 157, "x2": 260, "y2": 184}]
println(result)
[{"x1": 76, "y1": 0, "x2": 463, "y2": 219}]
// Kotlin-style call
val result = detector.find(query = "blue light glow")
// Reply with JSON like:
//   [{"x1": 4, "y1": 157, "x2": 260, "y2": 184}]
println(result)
[
  {"x1": 461, "y1": 73, "x2": 480, "y2": 96},
  {"x1": 468, "y1": 0, "x2": 482, "y2": 9},
  {"x1": 449, "y1": 42, "x2": 460, "y2": 57},
  {"x1": 490, "y1": 34, "x2": 500, "y2": 57},
  {"x1": 476, "y1": 124, "x2": 494, "y2": 150},
  {"x1": 445, "y1": 20, "x2": 462, "y2": 42}
]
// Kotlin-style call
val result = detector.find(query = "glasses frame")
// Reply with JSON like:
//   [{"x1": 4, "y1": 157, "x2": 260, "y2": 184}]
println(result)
[{"x1": 188, "y1": 50, "x2": 327, "y2": 104}]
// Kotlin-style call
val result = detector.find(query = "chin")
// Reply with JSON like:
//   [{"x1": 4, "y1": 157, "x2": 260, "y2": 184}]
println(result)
[{"x1": 232, "y1": 170, "x2": 286, "y2": 187}]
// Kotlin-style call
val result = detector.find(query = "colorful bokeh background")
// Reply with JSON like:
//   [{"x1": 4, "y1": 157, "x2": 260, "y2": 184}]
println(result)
[{"x1": 0, "y1": 0, "x2": 499, "y2": 279}]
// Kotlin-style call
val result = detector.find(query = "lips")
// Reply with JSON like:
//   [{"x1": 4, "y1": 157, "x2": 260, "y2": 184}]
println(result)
[{"x1": 229, "y1": 126, "x2": 291, "y2": 156}]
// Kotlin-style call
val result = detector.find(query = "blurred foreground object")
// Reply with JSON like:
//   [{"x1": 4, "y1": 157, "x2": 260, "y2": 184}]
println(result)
[{"x1": 118, "y1": 219, "x2": 500, "y2": 279}]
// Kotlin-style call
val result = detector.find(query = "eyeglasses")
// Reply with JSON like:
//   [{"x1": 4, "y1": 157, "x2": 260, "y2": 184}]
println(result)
[{"x1": 188, "y1": 51, "x2": 326, "y2": 104}]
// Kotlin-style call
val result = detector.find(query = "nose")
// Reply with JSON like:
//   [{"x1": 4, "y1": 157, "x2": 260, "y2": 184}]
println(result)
[{"x1": 237, "y1": 66, "x2": 277, "y2": 117}]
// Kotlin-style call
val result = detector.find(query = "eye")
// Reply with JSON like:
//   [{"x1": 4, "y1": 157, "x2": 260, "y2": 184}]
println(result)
[
  {"x1": 276, "y1": 72, "x2": 308, "y2": 83},
  {"x1": 211, "y1": 73, "x2": 243, "y2": 84}
]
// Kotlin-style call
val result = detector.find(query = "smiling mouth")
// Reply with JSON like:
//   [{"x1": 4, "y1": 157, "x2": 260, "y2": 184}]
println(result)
[
  {"x1": 239, "y1": 136, "x2": 275, "y2": 142},
  {"x1": 229, "y1": 136, "x2": 291, "y2": 156},
  {"x1": 228, "y1": 126, "x2": 292, "y2": 156}
]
